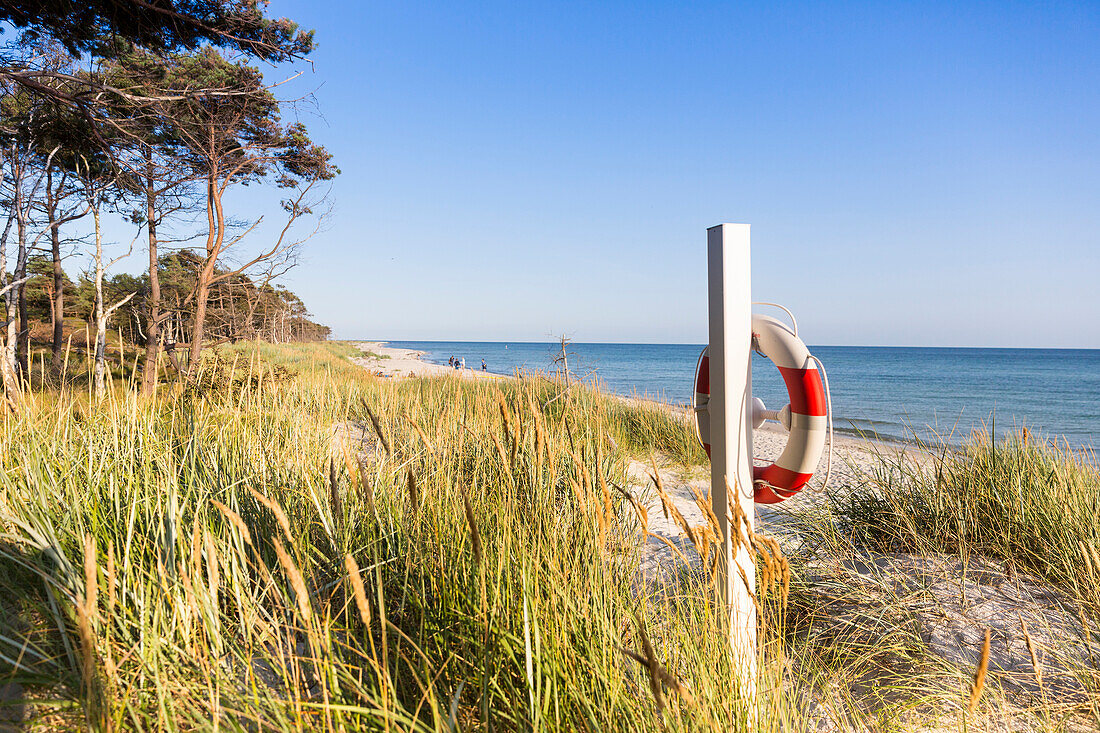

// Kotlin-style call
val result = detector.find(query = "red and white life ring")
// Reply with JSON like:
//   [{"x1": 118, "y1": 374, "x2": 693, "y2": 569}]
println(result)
[{"x1": 693, "y1": 314, "x2": 827, "y2": 504}]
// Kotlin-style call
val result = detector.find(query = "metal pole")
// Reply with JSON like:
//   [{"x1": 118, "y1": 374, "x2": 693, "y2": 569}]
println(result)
[{"x1": 707, "y1": 224, "x2": 756, "y2": 699}]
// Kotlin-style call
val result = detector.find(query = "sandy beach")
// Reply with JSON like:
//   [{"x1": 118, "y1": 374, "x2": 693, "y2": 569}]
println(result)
[
  {"x1": 352, "y1": 341, "x2": 508, "y2": 381},
  {"x1": 349, "y1": 341, "x2": 907, "y2": 480},
  {"x1": 347, "y1": 340, "x2": 917, "y2": 535}
]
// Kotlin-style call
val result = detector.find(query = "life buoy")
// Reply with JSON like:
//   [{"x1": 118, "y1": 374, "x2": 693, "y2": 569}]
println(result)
[
  {"x1": 693, "y1": 314, "x2": 827, "y2": 504},
  {"x1": 693, "y1": 348, "x2": 711, "y2": 449}
]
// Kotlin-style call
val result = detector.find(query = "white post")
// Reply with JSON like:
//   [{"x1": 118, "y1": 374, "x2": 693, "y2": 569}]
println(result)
[{"x1": 707, "y1": 224, "x2": 756, "y2": 700}]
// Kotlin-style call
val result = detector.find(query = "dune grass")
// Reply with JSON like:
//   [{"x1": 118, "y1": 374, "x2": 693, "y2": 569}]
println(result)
[
  {"x1": 0, "y1": 341, "x2": 792, "y2": 730},
  {"x1": 0, "y1": 340, "x2": 1096, "y2": 730},
  {"x1": 835, "y1": 430, "x2": 1100, "y2": 611}
]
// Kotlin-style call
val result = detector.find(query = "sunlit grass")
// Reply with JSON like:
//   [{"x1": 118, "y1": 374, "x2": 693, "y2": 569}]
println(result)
[
  {"x1": 835, "y1": 429, "x2": 1100, "y2": 610},
  {"x1": 0, "y1": 341, "x2": 1096, "y2": 730},
  {"x1": 0, "y1": 342, "x2": 781, "y2": 730}
]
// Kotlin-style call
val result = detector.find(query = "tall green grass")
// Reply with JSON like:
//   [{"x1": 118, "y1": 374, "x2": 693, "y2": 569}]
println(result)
[
  {"x1": 1, "y1": 341, "x2": 1096, "y2": 730},
  {"x1": 0, "y1": 342, "x2": 792, "y2": 730},
  {"x1": 835, "y1": 430, "x2": 1100, "y2": 610}
]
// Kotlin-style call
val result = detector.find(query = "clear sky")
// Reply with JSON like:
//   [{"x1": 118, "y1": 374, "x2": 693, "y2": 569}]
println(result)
[{"x1": 152, "y1": 2, "x2": 1100, "y2": 346}]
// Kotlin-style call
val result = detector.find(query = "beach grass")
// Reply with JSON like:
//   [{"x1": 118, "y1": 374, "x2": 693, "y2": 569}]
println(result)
[
  {"x1": 835, "y1": 430, "x2": 1100, "y2": 610},
  {"x1": 0, "y1": 340, "x2": 1096, "y2": 730},
  {"x1": 0, "y1": 341, "x2": 781, "y2": 730}
]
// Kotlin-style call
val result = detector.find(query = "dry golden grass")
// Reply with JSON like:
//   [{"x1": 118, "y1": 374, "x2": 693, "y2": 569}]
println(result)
[{"x1": 0, "y1": 340, "x2": 1094, "y2": 731}]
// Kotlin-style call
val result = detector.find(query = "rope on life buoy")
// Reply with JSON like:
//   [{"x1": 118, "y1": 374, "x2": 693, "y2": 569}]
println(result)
[
  {"x1": 752, "y1": 301, "x2": 798, "y2": 338},
  {"x1": 809, "y1": 353, "x2": 834, "y2": 495},
  {"x1": 750, "y1": 352, "x2": 834, "y2": 498}
]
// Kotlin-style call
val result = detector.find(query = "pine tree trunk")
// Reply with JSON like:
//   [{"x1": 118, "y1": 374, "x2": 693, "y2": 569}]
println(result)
[
  {"x1": 94, "y1": 318, "x2": 107, "y2": 396},
  {"x1": 186, "y1": 175, "x2": 220, "y2": 377},
  {"x1": 3, "y1": 281, "x2": 15, "y2": 387},
  {"x1": 0, "y1": 214, "x2": 17, "y2": 408},
  {"x1": 187, "y1": 274, "x2": 211, "y2": 375},
  {"x1": 16, "y1": 282, "x2": 27, "y2": 382}
]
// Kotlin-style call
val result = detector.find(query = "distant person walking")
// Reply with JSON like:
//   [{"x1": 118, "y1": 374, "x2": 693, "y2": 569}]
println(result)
[
  {"x1": 481, "y1": 359, "x2": 487, "y2": 372},
  {"x1": 448, "y1": 355, "x2": 454, "y2": 367},
  {"x1": 459, "y1": 357, "x2": 466, "y2": 370}
]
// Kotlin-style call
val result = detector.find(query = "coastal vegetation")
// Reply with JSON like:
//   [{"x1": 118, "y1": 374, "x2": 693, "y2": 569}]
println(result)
[
  {"x1": 0, "y1": 0, "x2": 335, "y2": 405},
  {"x1": 0, "y1": 3, "x2": 1097, "y2": 731},
  {"x1": 0, "y1": 340, "x2": 1096, "y2": 730},
  {"x1": 18, "y1": 248, "x2": 330, "y2": 355},
  {"x1": 839, "y1": 431, "x2": 1100, "y2": 609}
]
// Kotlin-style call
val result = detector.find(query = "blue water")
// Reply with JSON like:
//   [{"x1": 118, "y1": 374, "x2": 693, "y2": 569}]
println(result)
[{"x1": 385, "y1": 341, "x2": 1099, "y2": 449}]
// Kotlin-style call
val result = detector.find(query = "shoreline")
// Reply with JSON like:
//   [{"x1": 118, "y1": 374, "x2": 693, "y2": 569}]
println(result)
[
  {"x1": 347, "y1": 341, "x2": 924, "y2": 491},
  {"x1": 348, "y1": 341, "x2": 1097, "y2": 455},
  {"x1": 354, "y1": 341, "x2": 921, "y2": 449},
  {"x1": 351, "y1": 341, "x2": 510, "y2": 381}
]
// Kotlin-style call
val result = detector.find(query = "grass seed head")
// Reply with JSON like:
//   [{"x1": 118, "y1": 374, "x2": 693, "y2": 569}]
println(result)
[
  {"x1": 496, "y1": 391, "x2": 512, "y2": 446},
  {"x1": 274, "y1": 538, "x2": 312, "y2": 621},
  {"x1": 250, "y1": 486, "x2": 294, "y2": 545},
  {"x1": 405, "y1": 413, "x2": 436, "y2": 458},
  {"x1": 650, "y1": 533, "x2": 692, "y2": 566},
  {"x1": 736, "y1": 562, "x2": 759, "y2": 610},
  {"x1": 406, "y1": 467, "x2": 420, "y2": 511},
  {"x1": 1079, "y1": 607, "x2": 1093, "y2": 642},
  {"x1": 460, "y1": 485, "x2": 483, "y2": 565},
  {"x1": 530, "y1": 397, "x2": 545, "y2": 465},
  {"x1": 190, "y1": 517, "x2": 203, "y2": 579},
  {"x1": 489, "y1": 430, "x2": 508, "y2": 469},
  {"x1": 968, "y1": 627, "x2": 991, "y2": 715},
  {"x1": 212, "y1": 499, "x2": 253, "y2": 546},
  {"x1": 612, "y1": 481, "x2": 649, "y2": 537},
  {"x1": 667, "y1": 501, "x2": 697, "y2": 554},
  {"x1": 344, "y1": 554, "x2": 371, "y2": 626},
  {"x1": 634, "y1": 612, "x2": 665, "y2": 713},
  {"x1": 569, "y1": 479, "x2": 586, "y2": 513},
  {"x1": 1020, "y1": 618, "x2": 1042, "y2": 690},
  {"x1": 356, "y1": 456, "x2": 376, "y2": 508},
  {"x1": 361, "y1": 399, "x2": 391, "y2": 456}
]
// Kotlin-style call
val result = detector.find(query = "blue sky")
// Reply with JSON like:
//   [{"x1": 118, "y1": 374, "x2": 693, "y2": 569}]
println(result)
[{"x1": 144, "y1": 2, "x2": 1100, "y2": 346}]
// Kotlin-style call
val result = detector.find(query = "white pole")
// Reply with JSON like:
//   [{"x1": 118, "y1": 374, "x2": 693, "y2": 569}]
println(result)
[{"x1": 707, "y1": 224, "x2": 756, "y2": 700}]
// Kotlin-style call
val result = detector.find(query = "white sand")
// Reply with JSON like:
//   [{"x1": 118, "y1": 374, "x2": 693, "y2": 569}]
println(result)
[
  {"x1": 627, "y1": 421, "x2": 917, "y2": 581},
  {"x1": 352, "y1": 341, "x2": 507, "y2": 382}
]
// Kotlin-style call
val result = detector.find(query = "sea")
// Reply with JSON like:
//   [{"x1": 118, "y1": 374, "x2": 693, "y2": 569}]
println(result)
[{"x1": 384, "y1": 341, "x2": 1099, "y2": 451}]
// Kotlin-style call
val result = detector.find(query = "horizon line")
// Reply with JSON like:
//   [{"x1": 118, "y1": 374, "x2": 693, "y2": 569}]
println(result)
[{"x1": 344, "y1": 338, "x2": 1100, "y2": 351}]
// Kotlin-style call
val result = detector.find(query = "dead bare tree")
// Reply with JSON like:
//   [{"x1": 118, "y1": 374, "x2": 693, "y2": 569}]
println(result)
[
  {"x1": 0, "y1": 132, "x2": 50, "y2": 384},
  {"x1": 75, "y1": 155, "x2": 134, "y2": 397},
  {"x1": 40, "y1": 163, "x2": 90, "y2": 371}
]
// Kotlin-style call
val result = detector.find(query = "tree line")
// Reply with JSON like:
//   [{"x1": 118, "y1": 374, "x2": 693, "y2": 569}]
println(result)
[
  {"x1": 0, "y1": 0, "x2": 337, "y2": 405},
  {"x1": 20, "y1": 248, "x2": 330, "y2": 341}
]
